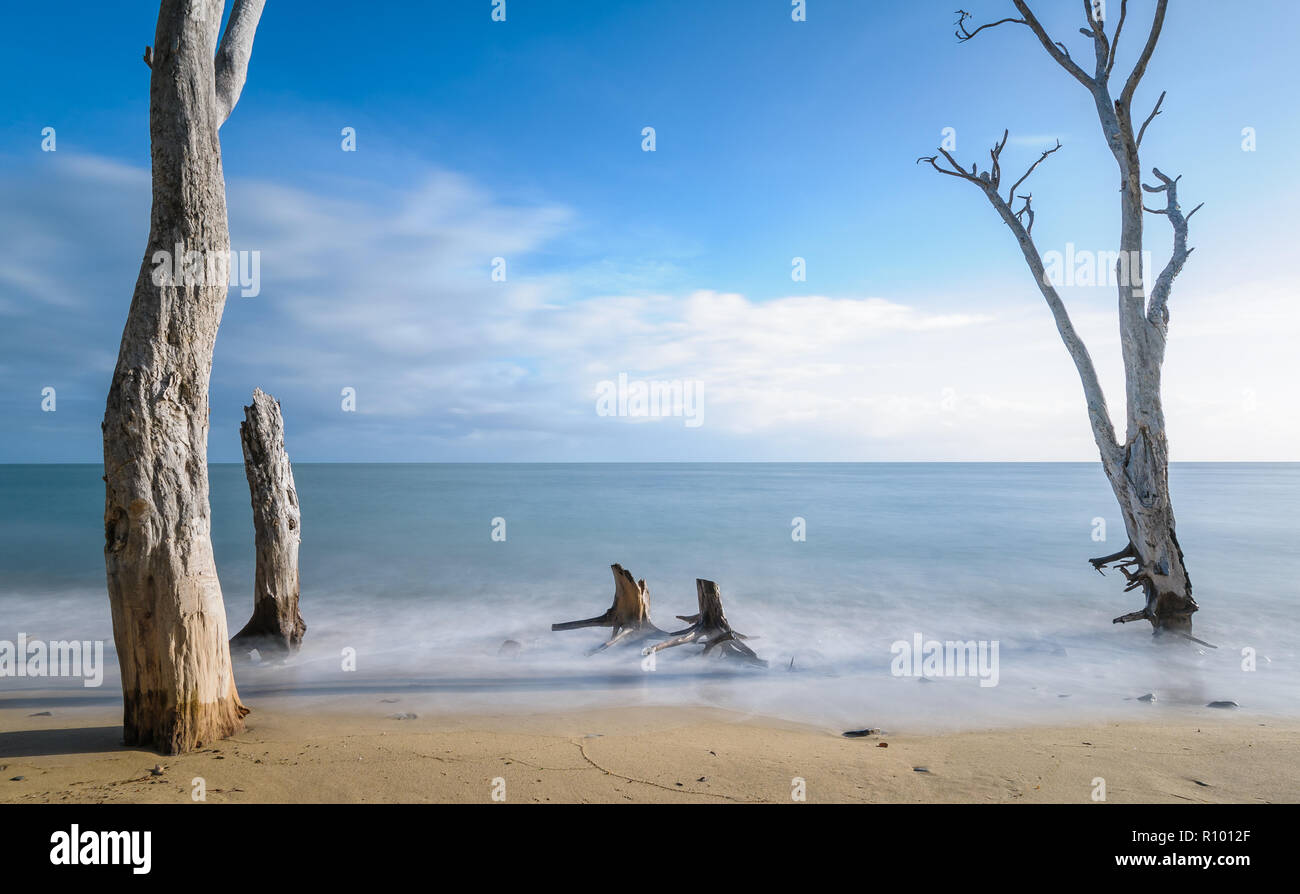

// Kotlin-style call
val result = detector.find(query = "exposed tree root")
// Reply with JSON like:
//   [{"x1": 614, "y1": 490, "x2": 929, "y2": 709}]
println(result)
[
  {"x1": 552, "y1": 564, "x2": 662, "y2": 651},
  {"x1": 1090, "y1": 540, "x2": 1204, "y2": 642},
  {"x1": 643, "y1": 579, "x2": 766, "y2": 666}
]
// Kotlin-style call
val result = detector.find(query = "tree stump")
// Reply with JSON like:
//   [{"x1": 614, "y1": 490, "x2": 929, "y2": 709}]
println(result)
[
  {"x1": 644, "y1": 579, "x2": 765, "y2": 665},
  {"x1": 552, "y1": 564, "x2": 662, "y2": 651},
  {"x1": 231, "y1": 389, "x2": 305, "y2": 657}
]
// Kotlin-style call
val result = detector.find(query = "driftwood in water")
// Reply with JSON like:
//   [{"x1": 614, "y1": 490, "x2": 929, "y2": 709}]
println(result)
[
  {"x1": 644, "y1": 579, "x2": 764, "y2": 665},
  {"x1": 552, "y1": 564, "x2": 662, "y2": 650},
  {"x1": 231, "y1": 389, "x2": 305, "y2": 656}
]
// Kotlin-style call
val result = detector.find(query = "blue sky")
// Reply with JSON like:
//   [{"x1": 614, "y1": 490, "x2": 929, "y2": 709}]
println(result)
[{"x1": 1, "y1": 0, "x2": 1297, "y2": 461}]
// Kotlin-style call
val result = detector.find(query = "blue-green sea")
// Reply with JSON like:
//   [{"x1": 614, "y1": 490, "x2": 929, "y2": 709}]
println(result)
[{"x1": 1, "y1": 463, "x2": 1295, "y2": 729}]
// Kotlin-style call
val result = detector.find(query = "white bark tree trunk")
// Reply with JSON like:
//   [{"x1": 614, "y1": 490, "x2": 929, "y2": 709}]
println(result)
[
  {"x1": 102, "y1": 0, "x2": 265, "y2": 754},
  {"x1": 231, "y1": 389, "x2": 305, "y2": 657},
  {"x1": 926, "y1": 1, "x2": 1199, "y2": 634}
]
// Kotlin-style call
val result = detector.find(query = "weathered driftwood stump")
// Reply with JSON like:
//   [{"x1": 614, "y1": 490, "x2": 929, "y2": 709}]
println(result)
[
  {"x1": 231, "y1": 389, "x2": 305, "y2": 657},
  {"x1": 644, "y1": 579, "x2": 765, "y2": 665},
  {"x1": 552, "y1": 564, "x2": 662, "y2": 651}
]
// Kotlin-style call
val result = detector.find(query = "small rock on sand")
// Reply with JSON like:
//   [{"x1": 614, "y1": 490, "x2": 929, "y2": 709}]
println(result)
[
  {"x1": 1137, "y1": 693, "x2": 1157, "y2": 702},
  {"x1": 842, "y1": 728, "x2": 879, "y2": 738},
  {"x1": 10, "y1": 776, "x2": 25, "y2": 782},
  {"x1": 913, "y1": 767, "x2": 931, "y2": 774},
  {"x1": 28, "y1": 711, "x2": 52, "y2": 717},
  {"x1": 150, "y1": 765, "x2": 165, "y2": 776},
  {"x1": 388, "y1": 712, "x2": 418, "y2": 720}
]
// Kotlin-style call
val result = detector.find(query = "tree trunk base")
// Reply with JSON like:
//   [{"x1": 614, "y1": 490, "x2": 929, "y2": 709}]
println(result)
[
  {"x1": 123, "y1": 689, "x2": 249, "y2": 756},
  {"x1": 644, "y1": 579, "x2": 766, "y2": 666},
  {"x1": 230, "y1": 620, "x2": 304, "y2": 659},
  {"x1": 1091, "y1": 540, "x2": 1201, "y2": 638},
  {"x1": 552, "y1": 564, "x2": 663, "y2": 651}
]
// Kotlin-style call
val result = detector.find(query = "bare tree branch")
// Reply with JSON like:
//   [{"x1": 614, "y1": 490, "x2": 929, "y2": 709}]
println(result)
[
  {"x1": 1010, "y1": 0, "x2": 1097, "y2": 89},
  {"x1": 1014, "y1": 193, "x2": 1035, "y2": 235},
  {"x1": 1141, "y1": 167, "x2": 1199, "y2": 329},
  {"x1": 214, "y1": 0, "x2": 267, "y2": 127},
  {"x1": 1118, "y1": 0, "x2": 1168, "y2": 111},
  {"x1": 918, "y1": 137, "x2": 1121, "y2": 458},
  {"x1": 1136, "y1": 89, "x2": 1166, "y2": 148},
  {"x1": 916, "y1": 153, "x2": 978, "y2": 183},
  {"x1": 1082, "y1": 0, "x2": 1110, "y2": 78},
  {"x1": 1106, "y1": 0, "x2": 1129, "y2": 78},
  {"x1": 954, "y1": 9, "x2": 1027, "y2": 41},
  {"x1": 1007, "y1": 139, "x2": 1062, "y2": 203}
]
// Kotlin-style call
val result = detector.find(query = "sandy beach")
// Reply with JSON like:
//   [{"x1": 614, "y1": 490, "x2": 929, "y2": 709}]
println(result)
[{"x1": 2, "y1": 694, "x2": 1296, "y2": 804}]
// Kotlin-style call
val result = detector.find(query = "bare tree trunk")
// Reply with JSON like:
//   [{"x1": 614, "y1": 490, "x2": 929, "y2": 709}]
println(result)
[
  {"x1": 552, "y1": 564, "x2": 662, "y2": 651},
  {"x1": 231, "y1": 389, "x2": 305, "y2": 657},
  {"x1": 923, "y1": 1, "x2": 1199, "y2": 635},
  {"x1": 102, "y1": 0, "x2": 265, "y2": 754},
  {"x1": 644, "y1": 579, "x2": 765, "y2": 665}
]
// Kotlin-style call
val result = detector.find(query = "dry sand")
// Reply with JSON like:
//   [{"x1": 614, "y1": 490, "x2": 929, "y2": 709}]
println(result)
[{"x1": 1, "y1": 695, "x2": 1296, "y2": 804}]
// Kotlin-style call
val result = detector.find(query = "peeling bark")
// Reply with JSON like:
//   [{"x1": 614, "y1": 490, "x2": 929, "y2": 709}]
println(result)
[
  {"x1": 102, "y1": 0, "x2": 264, "y2": 754},
  {"x1": 231, "y1": 389, "x2": 305, "y2": 657},
  {"x1": 552, "y1": 564, "x2": 662, "y2": 651}
]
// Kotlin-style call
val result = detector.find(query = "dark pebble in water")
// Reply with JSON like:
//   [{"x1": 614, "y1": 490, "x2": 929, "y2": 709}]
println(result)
[
  {"x1": 1058, "y1": 694, "x2": 1070, "y2": 698},
  {"x1": 917, "y1": 677, "x2": 934, "y2": 684},
  {"x1": 913, "y1": 767, "x2": 931, "y2": 774},
  {"x1": 1137, "y1": 693, "x2": 1156, "y2": 702},
  {"x1": 28, "y1": 711, "x2": 52, "y2": 717},
  {"x1": 842, "y1": 728, "x2": 879, "y2": 738},
  {"x1": 1206, "y1": 701, "x2": 1239, "y2": 709},
  {"x1": 380, "y1": 698, "x2": 399, "y2": 704},
  {"x1": 388, "y1": 712, "x2": 418, "y2": 720},
  {"x1": 498, "y1": 640, "x2": 522, "y2": 656}
]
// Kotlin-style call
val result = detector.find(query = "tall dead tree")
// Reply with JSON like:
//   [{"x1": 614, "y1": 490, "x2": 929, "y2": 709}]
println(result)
[
  {"x1": 102, "y1": 0, "x2": 265, "y2": 753},
  {"x1": 919, "y1": 1, "x2": 1201, "y2": 634},
  {"x1": 231, "y1": 389, "x2": 305, "y2": 657},
  {"x1": 552, "y1": 564, "x2": 662, "y2": 651}
]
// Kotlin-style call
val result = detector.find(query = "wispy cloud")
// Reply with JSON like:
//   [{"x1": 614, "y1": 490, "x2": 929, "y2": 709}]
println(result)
[{"x1": 1, "y1": 154, "x2": 1296, "y2": 462}]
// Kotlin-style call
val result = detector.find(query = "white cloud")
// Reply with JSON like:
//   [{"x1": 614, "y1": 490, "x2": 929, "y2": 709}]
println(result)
[{"x1": 1, "y1": 154, "x2": 1296, "y2": 462}]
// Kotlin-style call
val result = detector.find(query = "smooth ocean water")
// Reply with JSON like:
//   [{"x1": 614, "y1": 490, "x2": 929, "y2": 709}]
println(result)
[{"x1": 1, "y1": 463, "x2": 1296, "y2": 730}]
